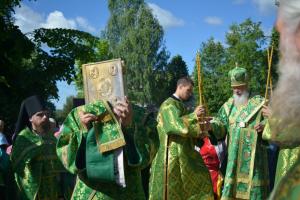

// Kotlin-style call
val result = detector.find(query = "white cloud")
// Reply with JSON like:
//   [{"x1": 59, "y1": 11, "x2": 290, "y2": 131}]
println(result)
[
  {"x1": 204, "y1": 17, "x2": 223, "y2": 25},
  {"x1": 147, "y1": 3, "x2": 184, "y2": 29},
  {"x1": 14, "y1": 4, "x2": 97, "y2": 34},
  {"x1": 75, "y1": 17, "x2": 96, "y2": 33},
  {"x1": 14, "y1": 4, "x2": 44, "y2": 33},
  {"x1": 41, "y1": 11, "x2": 76, "y2": 29},
  {"x1": 252, "y1": 0, "x2": 276, "y2": 14}
]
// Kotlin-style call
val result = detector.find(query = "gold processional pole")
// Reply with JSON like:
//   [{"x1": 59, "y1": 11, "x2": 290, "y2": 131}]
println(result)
[
  {"x1": 196, "y1": 51, "x2": 207, "y2": 133},
  {"x1": 196, "y1": 51, "x2": 204, "y2": 106},
  {"x1": 196, "y1": 51, "x2": 223, "y2": 198},
  {"x1": 253, "y1": 45, "x2": 274, "y2": 129},
  {"x1": 235, "y1": 46, "x2": 274, "y2": 130},
  {"x1": 265, "y1": 45, "x2": 274, "y2": 104}
]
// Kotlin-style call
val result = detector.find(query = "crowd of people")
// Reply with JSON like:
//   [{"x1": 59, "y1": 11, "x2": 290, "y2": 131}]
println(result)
[{"x1": 0, "y1": 0, "x2": 300, "y2": 199}]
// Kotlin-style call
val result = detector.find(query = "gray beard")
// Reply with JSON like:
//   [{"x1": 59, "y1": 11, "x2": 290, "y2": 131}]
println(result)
[
  {"x1": 233, "y1": 91, "x2": 249, "y2": 107},
  {"x1": 270, "y1": 33, "x2": 300, "y2": 138}
]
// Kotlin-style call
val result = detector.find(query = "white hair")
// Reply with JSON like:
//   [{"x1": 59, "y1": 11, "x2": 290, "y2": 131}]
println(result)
[
  {"x1": 233, "y1": 91, "x2": 249, "y2": 107},
  {"x1": 270, "y1": 0, "x2": 300, "y2": 141},
  {"x1": 279, "y1": 0, "x2": 300, "y2": 33}
]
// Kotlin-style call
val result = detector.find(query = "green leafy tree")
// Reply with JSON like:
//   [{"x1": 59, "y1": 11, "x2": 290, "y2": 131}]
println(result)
[
  {"x1": 151, "y1": 46, "x2": 170, "y2": 105},
  {"x1": 165, "y1": 55, "x2": 188, "y2": 96},
  {"x1": 193, "y1": 38, "x2": 227, "y2": 114},
  {"x1": 225, "y1": 18, "x2": 267, "y2": 95},
  {"x1": 105, "y1": 0, "x2": 168, "y2": 105},
  {"x1": 33, "y1": 28, "x2": 113, "y2": 97},
  {"x1": 55, "y1": 95, "x2": 75, "y2": 124},
  {"x1": 0, "y1": 2, "x2": 112, "y2": 133},
  {"x1": 268, "y1": 28, "x2": 280, "y2": 87},
  {"x1": 0, "y1": 0, "x2": 41, "y2": 134},
  {"x1": 193, "y1": 19, "x2": 275, "y2": 114}
]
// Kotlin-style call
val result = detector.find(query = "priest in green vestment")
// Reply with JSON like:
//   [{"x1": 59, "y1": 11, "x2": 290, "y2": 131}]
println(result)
[
  {"x1": 56, "y1": 97, "x2": 159, "y2": 200},
  {"x1": 209, "y1": 67, "x2": 269, "y2": 200},
  {"x1": 149, "y1": 77, "x2": 214, "y2": 200},
  {"x1": 11, "y1": 95, "x2": 66, "y2": 200},
  {"x1": 265, "y1": 0, "x2": 300, "y2": 199},
  {"x1": 262, "y1": 108, "x2": 300, "y2": 186}
]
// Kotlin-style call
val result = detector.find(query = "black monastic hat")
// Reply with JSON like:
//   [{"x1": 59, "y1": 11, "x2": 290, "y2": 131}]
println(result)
[{"x1": 13, "y1": 95, "x2": 47, "y2": 141}]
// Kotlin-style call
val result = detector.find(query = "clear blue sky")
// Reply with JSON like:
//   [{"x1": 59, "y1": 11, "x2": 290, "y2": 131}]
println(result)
[{"x1": 14, "y1": 0, "x2": 277, "y2": 109}]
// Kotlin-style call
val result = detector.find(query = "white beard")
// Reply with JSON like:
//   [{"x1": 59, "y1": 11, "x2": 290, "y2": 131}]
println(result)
[
  {"x1": 233, "y1": 91, "x2": 249, "y2": 107},
  {"x1": 270, "y1": 31, "x2": 300, "y2": 137}
]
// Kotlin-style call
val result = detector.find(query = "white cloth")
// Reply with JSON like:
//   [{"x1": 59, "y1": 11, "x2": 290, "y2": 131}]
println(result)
[
  {"x1": 173, "y1": 93, "x2": 181, "y2": 100},
  {"x1": 115, "y1": 147, "x2": 126, "y2": 187},
  {"x1": 214, "y1": 140, "x2": 227, "y2": 168}
]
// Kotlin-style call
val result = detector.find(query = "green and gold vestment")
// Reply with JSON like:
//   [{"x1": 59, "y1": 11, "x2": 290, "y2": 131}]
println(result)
[
  {"x1": 266, "y1": 118, "x2": 300, "y2": 200},
  {"x1": 269, "y1": 153, "x2": 300, "y2": 200},
  {"x1": 211, "y1": 95, "x2": 269, "y2": 200},
  {"x1": 11, "y1": 128, "x2": 66, "y2": 200},
  {"x1": 149, "y1": 97, "x2": 214, "y2": 200},
  {"x1": 56, "y1": 100, "x2": 158, "y2": 200},
  {"x1": 263, "y1": 122, "x2": 300, "y2": 186}
]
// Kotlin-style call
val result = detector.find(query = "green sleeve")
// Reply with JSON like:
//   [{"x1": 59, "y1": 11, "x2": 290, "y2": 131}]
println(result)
[
  {"x1": 10, "y1": 129, "x2": 43, "y2": 200},
  {"x1": 262, "y1": 120, "x2": 271, "y2": 141},
  {"x1": 158, "y1": 103, "x2": 201, "y2": 138},
  {"x1": 56, "y1": 107, "x2": 87, "y2": 174},
  {"x1": 265, "y1": 116, "x2": 299, "y2": 148},
  {"x1": 210, "y1": 105, "x2": 228, "y2": 140},
  {"x1": 123, "y1": 106, "x2": 159, "y2": 169}
]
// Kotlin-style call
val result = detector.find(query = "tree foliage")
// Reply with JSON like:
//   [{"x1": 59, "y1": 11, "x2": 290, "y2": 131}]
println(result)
[
  {"x1": 165, "y1": 55, "x2": 188, "y2": 96},
  {"x1": 0, "y1": 1, "x2": 111, "y2": 134},
  {"x1": 0, "y1": 0, "x2": 39, "y2": 134},
  {"x1": 193, "y1": 38, "x2": 227, "y2": 114},
  {"x1": 193, "y1": 19, "x2": 279, "y2": 114},
  {"x1": 55, "y1": 95, "x2": 75, "y2": 124},
  {"x1": 105, "y1": 0, "x2": 169, "y2": 105},
  {"x1": 0, "y1": 1, "x2": 280, "y2": 136},
  {"x1": 225, "y1": 19, "x2": 267, "y2": 95}
]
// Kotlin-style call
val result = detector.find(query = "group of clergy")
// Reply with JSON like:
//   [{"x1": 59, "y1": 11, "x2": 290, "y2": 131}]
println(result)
[{"x1": 1, "y1": 0, "x2": 300, "y2": 199}]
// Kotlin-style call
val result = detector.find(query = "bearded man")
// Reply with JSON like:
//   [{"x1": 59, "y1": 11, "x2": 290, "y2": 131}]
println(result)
[
  {"x1": 11, "y1": 95, "x2": 66, "y2": 199},
  {"x1": 210, "y1": 67, "x2": 269, "y2": 199},
  {"x1": 266, "y1": 0, "x2": 300, "y2": 199}
]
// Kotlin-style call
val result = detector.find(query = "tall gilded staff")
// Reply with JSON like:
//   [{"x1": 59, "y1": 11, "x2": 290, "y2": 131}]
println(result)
[
  {"x1": 251, "y1": 44, "x2": 274, "y2": 133},
  {"x1": 196, "y1": 51, "x2": 207, "y2": 133},
  {"x1": 196, "y1": 51, "x2": 203, "y2": 106},
  {"x1": 265, "y1": 45, "x2": 274, "y2": 104},
  {"x1": 249, "y1": 45, "x2": 274, "y2": 131}
]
